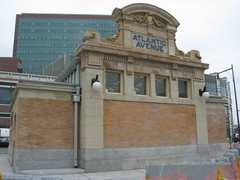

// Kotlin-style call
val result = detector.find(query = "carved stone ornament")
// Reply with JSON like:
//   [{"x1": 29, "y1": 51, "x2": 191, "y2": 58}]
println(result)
[
  {"x1": 176, "y1": 48, "x2": 185, "y2": 56},
  {"x1": 102, "y1": 24, "x2": 120, "y2": 42},
  {"x1": 133, "y1": 12, "x2": 165, "y2": 29},
  {"x1": 82, "y1": 33, "x2": 96, "y2": 42}
]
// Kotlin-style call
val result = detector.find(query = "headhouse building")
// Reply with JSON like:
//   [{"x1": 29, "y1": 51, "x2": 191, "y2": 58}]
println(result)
[{"x1": 9, "y1": 3, "x2": 228, "y2": 172}]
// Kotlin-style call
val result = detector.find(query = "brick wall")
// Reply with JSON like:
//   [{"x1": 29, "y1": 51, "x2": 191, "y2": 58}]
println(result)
[
  {"x1": 0, "y1": 105, "x2": 10, "y2": 127},
  {"x1": 0, "y1": 57, "x2": 22, "y2": 72},
  {"x1": 207, "y1": 107, "x2": 227, "y2": 144},
  {"x1": 13, "y1": 97, "x2": 74, "y2": 149},
  {"x1": 104, "y1": 100, "x2": 197, "y2": 148}
]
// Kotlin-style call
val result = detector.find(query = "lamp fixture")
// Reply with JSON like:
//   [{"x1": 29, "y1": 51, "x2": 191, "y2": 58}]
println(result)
[
  {"x1": 91, "y1": 75, "x2": 102, "y2": 90},
  {"x1": 199, "y1": 86, "x2": 210, "y2": 99}
]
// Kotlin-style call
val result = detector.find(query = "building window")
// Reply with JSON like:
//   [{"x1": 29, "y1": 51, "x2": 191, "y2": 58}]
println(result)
[
  {"x1": 205, "y1": 74, "x2": 217, "y2": 94},
  {"x1": 178, "y1": 79, "x2": 190, "y2": 98},
  {"x1": 106, "y1": 71, "x2": 121, "y2": 93},
  {"x1": 0, "y1": 88, "x2": 14, "y2": 104},
  {"x1": 134, "y1": 74, "x2": 148, "y2": 95},
  {"x1": 220, "y1": 79, "x2": 227, "y2": 96},
  {"x1": 155, "y1": 76, "x2": 168, "y2": 97}
]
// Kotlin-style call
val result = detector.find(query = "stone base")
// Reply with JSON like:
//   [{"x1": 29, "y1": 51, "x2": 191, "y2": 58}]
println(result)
[
  {"x1": 8, "y1": 143, "x2": 228, "y2": 172},
  {"x1": 8, "y1": 148, "x2": 74, "y2": 172},
  {"x1": 80, "y1": 143, "x2": 229, "y2": 172}
]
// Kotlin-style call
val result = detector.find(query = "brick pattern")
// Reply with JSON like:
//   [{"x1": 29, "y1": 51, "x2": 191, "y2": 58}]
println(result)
[
  {"x1": 0, "y1": 105, "x2": 10, "y2": 112},
  {"x1": 0, "y1": 105, "x2": 10, "y2": 127},
  {"x1": 0, "y1": 118, "x2": 10, "y2": 126},
  {"x1": 207, "y1": 108, "x2": 228, "y2": 144},
  {"x1": 104, "y1": 100, "x2": 197, "y2": 148},
  {"x1": 13, "y1": 98, "x2": 74, "y2": 149},
  {"x1": 0, "y1": 57, "x2": 22, "y2": 72}
]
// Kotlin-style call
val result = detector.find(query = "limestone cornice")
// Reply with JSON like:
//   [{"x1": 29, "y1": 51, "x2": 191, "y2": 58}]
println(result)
[
  {"x1": 16, "y1": 81, "x2": 76, "y2": 92},
  {"x1": 76, "y1": 43, "x2": 209, "y2": 70},
  {"x1": 10, "y1": 80, "x2": 76, "y2": 112},
  {"x1": 206, "y1": 98, "x2": 228, "y2": 105}
]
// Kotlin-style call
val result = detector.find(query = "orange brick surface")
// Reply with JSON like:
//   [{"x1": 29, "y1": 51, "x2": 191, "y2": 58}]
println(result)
[
  {"x1": 13, "y1": 97, "x2": 74, "y2": 149},
  {"x1": 104, "y1": 100, "x2": 197, "y2": 148},
  {"x1": 207, "y1": 108, "x2": 228, "y2": 144}
]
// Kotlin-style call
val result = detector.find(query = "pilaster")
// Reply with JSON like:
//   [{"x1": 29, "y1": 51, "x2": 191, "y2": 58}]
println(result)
[
  {"x1": 80, "y1": 67, "x2": 104, "y2": 149},
  {"x1": 194, "y1": 80, "x2": 209, "y2": 144}
]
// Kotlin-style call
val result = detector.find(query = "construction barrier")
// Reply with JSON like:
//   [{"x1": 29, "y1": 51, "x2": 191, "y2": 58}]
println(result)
[
  {"x1": 0, "y1": 173, "x2": 2, "y2": 180},
  {"x1": 238, "y1": 156, "x2": 240, "y2": 180},
  {"x1": 145, "y1": 160, "x2": 239, "y2": 180},
  {"x1": 217, "y1": 168, "x2": 228, "y2": 180},
  {"x1": 145, "y1": 171, "x2": 190, "y2": 179},
  {"x1": 205, "y1": 162, "x2": 237, "y2": 180}
]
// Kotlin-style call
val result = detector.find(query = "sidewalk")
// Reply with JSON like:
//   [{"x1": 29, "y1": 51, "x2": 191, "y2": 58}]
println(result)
[
  {"x1": 0, "y1": 153, "x2": 145, "y2": 180},
  {"x1": 0, "y1": 154, "x2": 14, "y2": 174}
]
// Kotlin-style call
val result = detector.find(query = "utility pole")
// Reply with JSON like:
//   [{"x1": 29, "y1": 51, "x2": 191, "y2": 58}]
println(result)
[{"x1": 217, "y1": 64, "x2": 240, "y2": 141}]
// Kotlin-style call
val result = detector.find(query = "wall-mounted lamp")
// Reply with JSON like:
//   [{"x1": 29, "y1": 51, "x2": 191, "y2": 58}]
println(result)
[
  {"x1": 91, "y1": 75, "x2": 102, "y2": 90},
  {"x1": 199, "y1": 86, "x2": 210, "y2": 99}
]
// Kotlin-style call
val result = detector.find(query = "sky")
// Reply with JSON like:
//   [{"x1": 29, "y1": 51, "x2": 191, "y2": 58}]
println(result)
[{"x1": 1, "y1": 0, "x2": 240, "y2": 122}]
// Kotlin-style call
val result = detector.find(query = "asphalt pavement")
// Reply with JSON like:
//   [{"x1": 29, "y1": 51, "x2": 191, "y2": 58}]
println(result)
[{"x1": 0, "y1": 148, "x2": 146, "y2": 180}]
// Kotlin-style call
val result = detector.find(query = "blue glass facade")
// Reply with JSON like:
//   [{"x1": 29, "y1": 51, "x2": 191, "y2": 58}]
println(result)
[
  {"x1": 220, "y1": 78, "x2": 227, "y2": 96},
  {"x1": 205, "y1": 74, "x2": 228, "y2": 96},
  {"x1": 13, "y1": 14, "x2": 116, "y2": 74},
  {"x1": 205, "y1": 74, "x2": 217, "y2": 94}
]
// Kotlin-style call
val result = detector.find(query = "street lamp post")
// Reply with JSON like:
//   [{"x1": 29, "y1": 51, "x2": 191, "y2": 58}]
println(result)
[{"x1": 217, "y1": 64, "x2": 240, "y2": 142}]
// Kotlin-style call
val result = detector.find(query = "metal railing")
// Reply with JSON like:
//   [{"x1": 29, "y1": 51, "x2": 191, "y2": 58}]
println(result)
[{"x1": 0, "y1": 71, "x2": 57, "y2": 82}]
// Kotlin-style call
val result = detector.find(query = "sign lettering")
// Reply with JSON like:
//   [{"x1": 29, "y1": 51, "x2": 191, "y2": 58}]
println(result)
[{"x1": 133, "y1": 34, "x2": 166, "y2": 52}]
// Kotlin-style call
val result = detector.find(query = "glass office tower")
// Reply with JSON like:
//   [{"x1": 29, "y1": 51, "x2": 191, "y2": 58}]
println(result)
[{"x1": 13, "y1": 14, "x2": 116, "y2": 74}]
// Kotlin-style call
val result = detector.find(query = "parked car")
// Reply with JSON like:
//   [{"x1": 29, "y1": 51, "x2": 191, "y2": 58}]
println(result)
[
  {"x1": 0, "y1": 137, "x2": 9, "y2": 147},
  {"x1": 232, "y1": 134, "x2": 239, "y2": 143}
]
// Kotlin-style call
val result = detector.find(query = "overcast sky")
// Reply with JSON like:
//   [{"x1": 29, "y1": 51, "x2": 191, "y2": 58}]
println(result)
[{"x1": 1, "y1": 0, "x2": 240, "y2": 122}]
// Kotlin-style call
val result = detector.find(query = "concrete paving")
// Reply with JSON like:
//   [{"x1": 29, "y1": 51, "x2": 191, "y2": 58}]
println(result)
[
  {"x1": 0, "y1": 148, "x2": 8, "y2": 154},
  {"x1": 0, "y1": 149, "x2": 146, "y2": 180},
  {"x1": 0, "y1": 154, "x2": 14, "y2": 174}
]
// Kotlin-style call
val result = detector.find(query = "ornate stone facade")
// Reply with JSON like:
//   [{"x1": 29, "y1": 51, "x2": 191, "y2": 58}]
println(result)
[{"x1": 9, "y1": 3, "x2": 228, "y2": 173}]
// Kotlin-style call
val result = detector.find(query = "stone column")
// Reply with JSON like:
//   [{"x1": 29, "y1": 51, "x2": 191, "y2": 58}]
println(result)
[
  {"x1": 194, "y1": 80, "x2": 209, "y2": 145},
  {"x1": 80, "y1": 63, "x2": 104, "y2": 149}
]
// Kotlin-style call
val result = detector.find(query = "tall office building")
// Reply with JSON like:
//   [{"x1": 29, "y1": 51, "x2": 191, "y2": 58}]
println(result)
[{"x1": 13, "y1": 14, "x2": 116, "y2": 74}]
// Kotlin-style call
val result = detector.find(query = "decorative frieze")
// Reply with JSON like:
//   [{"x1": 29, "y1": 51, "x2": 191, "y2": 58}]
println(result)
[
  {"x1": 133, "y1": 59, "x2": 171, "y2": 69},
  {"x1": 178, "y1": 66, "x2": 193, "y2": 73},
  {"x1": 103, "y1": 55, "x2": 127, "y2": 63},
  {"x1": 103, "y1": 54, "x2": 174, "y2": 72}
]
